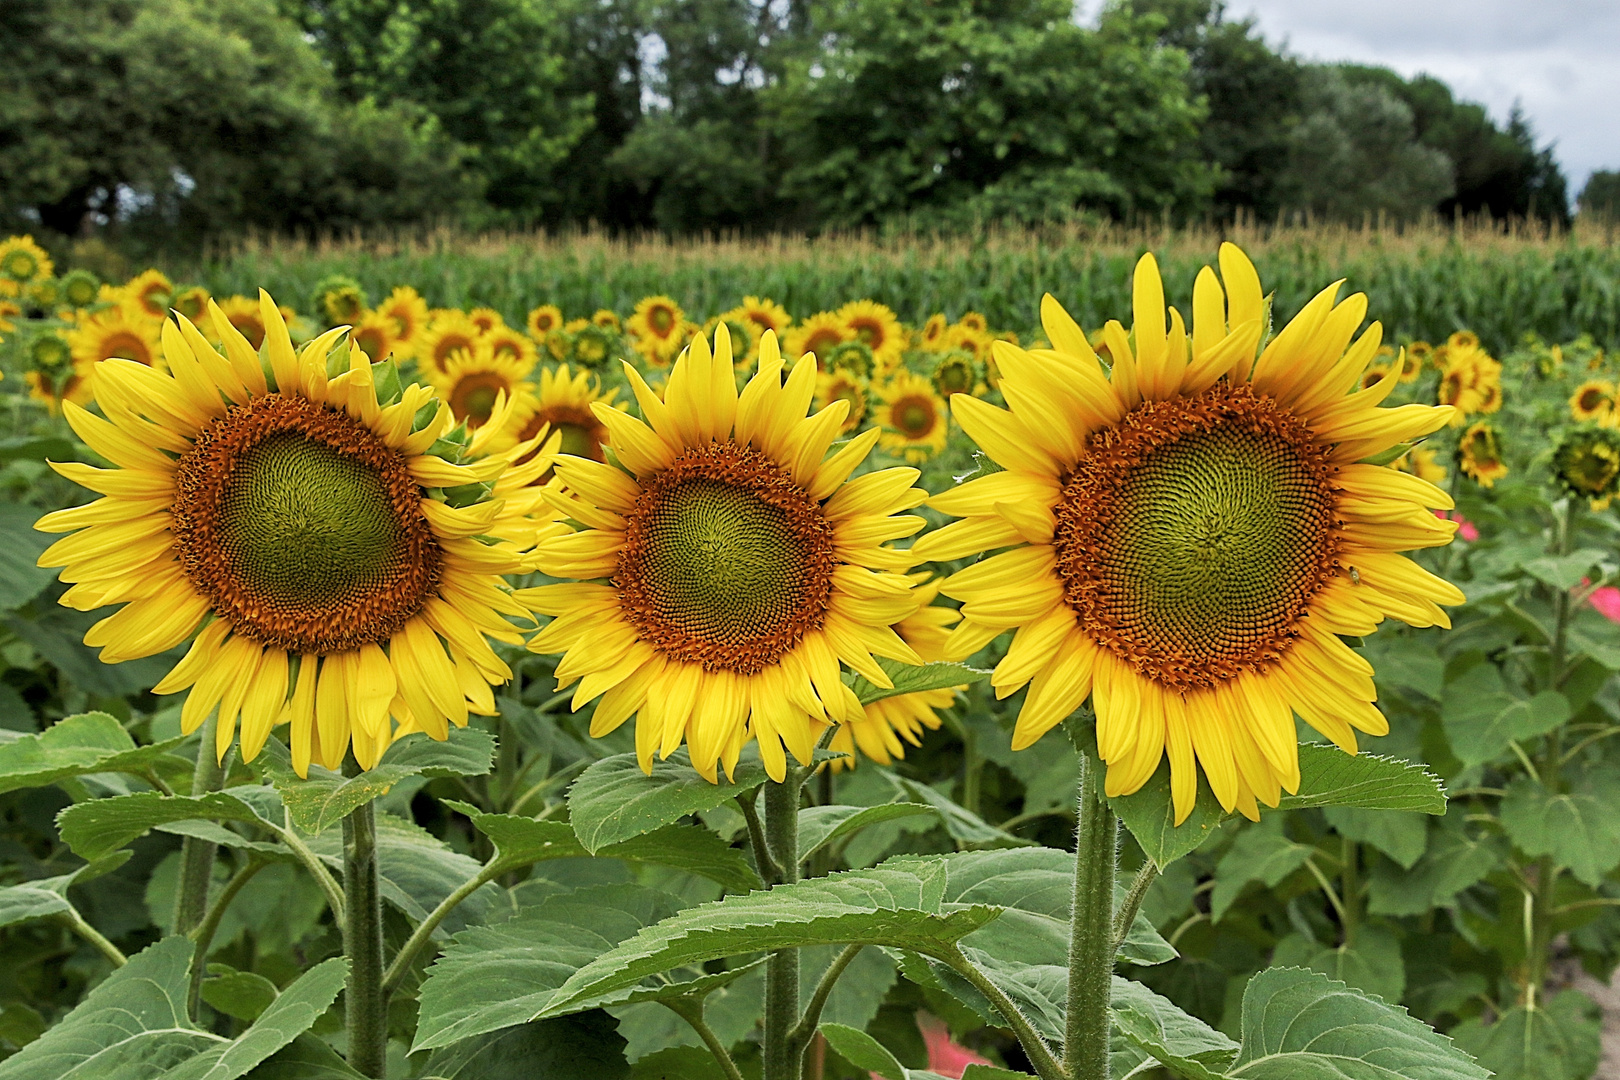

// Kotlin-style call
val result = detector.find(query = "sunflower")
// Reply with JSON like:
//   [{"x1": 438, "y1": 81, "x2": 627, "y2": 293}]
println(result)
[
  {"x1": 379, "y1": 287, "x2": 429, "y2": 356},
  {"x1": 523, "y1": 327, "x2": 927, "y2": 782},
  {"x1": 931, "y1": 351, "x2": 981, "y2": 398},
  {"x1": 838, "y1": 300, "x2": 905, "y2": 372},
  {"x1": 527, "y1": 304, "x2": 565, "y2": 339},
  {"x1": 916, "y1": 245, "x2": 1462, "y2": 824},
  {"x1": 485, "y1": 324, "x2": 539, "y2": 367},
  {"x1": 873, "y1": 373, "x2": 949, "y2": 463},
  {"x1": 816, "y1": 370, "x2": 869, "y2": 434},
  {"x1": 1570, "y1": 380, "x2": 1614, "y2": 423},
  {"x1": 564, "y1": 323, "x2": 617, "y2": 371},
  {"x1": 628, "y1": 295, "x2": 686, "y2": 359},
  {"x1": 785, "y1": 312, "x2": 849, "y2": 368},
  {"x1": 28, "y1": 328, "x2": 72, "y2": 372},
  {"x1": 1448, "y1": 330, "x2": 1480, "y2": 351},
  {"x1": 592, "y1": 309, "x2": 622, "y2": 332},
  {"x1": 710, "y1": 311, "x2": 764, "y2": 368},
  {"x1": 468, "y1": 307, "x2": 505, "y2": 335},
  {"x1": 1391, "y1": 446, "x2": 1448, "y2": 485},
  {"x1": 352, "y1": 310, "x2": 398, "y2": 363},
  {"x1": 0, "y1": 299, "x2": 18, "y2": 337},
  {"x1": 0, "y1": 236, "x2": 53, "y2": 286},
  {"x1": 429, "y1": 342, "x2": 538, "y2": 431},
  {"x1": 36, "y1": 293, "x2": 533, "y2": 774},
  {"x1": 124, "y1": 270, "x2": 174, "y2": 320},
  {"x1": 24, "y1": 329, "x2": 87, "y2": 412},
  {"x1": 826, "y1": 339, "x2": 877, "y2": 380},
  {"x1": 1397, "y1": 345, "x2": 1424, "y2": 382},
  {"x1": 1456, "y1": 422, "x2": 1507, "y2": 488},
  {"x1": 66, "y1": 303, "x2": 162, "y2": 369},
  {"x1": 420, "y1": 311, "x2": 483, "y2": 376},
  {"x1": 917, "y1": 314, "x2": 948, "y2": 351},
  {"x1": 1553, "y1": 427, "x2": 1620, "y2": 509},
  {"x1": 212, "y1": 295, "x2": 293, "y2": 350},
  {"x1": 26, "y1": 277, "x2": 62, "y2": 312},
  {"x1": 830, "y1": 575, "x2": 962, "y2": 769},
  {"x1": 165, "y1": 286, "x2": 206, "y2": 324},
  {"x1": 500, "y1": 363, "x2": 622, "y2": 465},
  {"x1": 1359, "y1": 358, "x2": 1396, "y2": 391},
  {"x1": 738, "y1": 296, "x2": 791, "y2": 339},
  {"x1": 945, "y1": 323, "x2": 992, "y2": 365},
  {"x1": 312, "y1": 275, "x2": 367, "y2": 327}
]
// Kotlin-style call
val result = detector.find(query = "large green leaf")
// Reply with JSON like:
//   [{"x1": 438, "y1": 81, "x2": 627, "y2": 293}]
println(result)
[
  {"x1": 1499, "y1": 772, "x2": 1620, "y2": 887},
  {"x1": 56, "y1": 790, "x2": 270, "y2": 862},
  {"x1": 0, "y1": 712, "x2": 186, "y2": 795},
  {"x1": 0, "y1": 856, "x2": 131, "y2": 931},
  {"x1": 1269, "y1": 924, "x2": 1406, "y2": 1007},
  {"x1": 0, "y1": 936, "x2": 344, "y2": 1080},
  {"x1": 1441, "y1": 664, "x2": 1571, "y2": 769},
  {"x1": 1226, "y1": 967, "x2": 1488, "y2": 1079},
  {"x1": 1110, "y1": 976, "x2": 1238, "y2": 1080},
  {"x1": 567, "y1": 748, "x2": 772, "y2": 853},
  {"x1": 1523, "y1": 549, "x2": 1609, "y2": 591},
  {"x1": 305, "y1": 814, "x2": 497, "y2": 936},
  {"x1": 886, "y1": 776, "x2": 1034, "y2": 848},
  {"x1": 1450, "y1": 991, "x2": 1602, "y2": 1080},
  {"x1": 1210, "y1": 821, "x2": 1313, "y2": 922},
  {"x1": 256, "y1": 728, "x2": 494, "y2": 834},
  {"x1": 1323, "y1": 807, "x2": 1428, "y2": 869},
  {"x1": 1367, "y1": 817, "x2": 1502, "y2": 916},
  {"x1": 445, "y1": 801, "x2": 762, "y2": 894},
  {"x1": 240, "y1": 1038, "x2": 364, "y2": 1079},
  {"x1": 413, "y1": 883, "x2": 688, "y2": 1050},
  {"x1": 0, "y1": 500, "x2": 57, "y2": 611},
  {"x1": 415, "y1": 1015, "x2": 629, "y2": 1080},
  {"x1": 846, "y1": 658, "x2": 989, "y2": 706},
  {"x1": 798, "y1": 803, "x2": 938, "y2": 862},
  {"x1": 820, "y1": 1023, "x2": 907, "y2": 1080}
]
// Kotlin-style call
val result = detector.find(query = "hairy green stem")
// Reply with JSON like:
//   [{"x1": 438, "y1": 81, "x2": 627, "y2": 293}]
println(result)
[
  {"x1": 61, "y1": 906, "x2": 126, "y2": 968},
  {"x1": 188, "y1": 856, "x2": 269, "y2": 1016},
  {"x1": 343, "y1": 800, "x2": 387, "y2": 1077},
  {"x1": 174, "y1": 714, "x2": 226, "y2": 941},
  {"x1": 663, "y1": 997, "x2": 747, "y2": 1080},
  {"x1": 762, "y1": 771, "x2": 802, "y2": 1080},
  {"x1": 739, "y1": 790, "x2": 781, "y2": 883},
  {"x1": 1113, "y1": 862, "x2": 1159, "y2": 951},
  {"x1": 938, "y1": 945, "x2": 1065, "y2": 1080},
  {"x1": 1063, "y1": 753, "x2": 1117, "y2": 1080},
  {"x1": 788, "y1": 944, "x2": 865, "y2": 1050},
  {"x1": 383, "y1": 862, "x2": 500, "y2": 997},
  {"x1": 274, "y1": 814, "x2": 346, "y2": 926},
  {"x1": 1340, "y1": 839, "x2": 1361, "y2": 947}
]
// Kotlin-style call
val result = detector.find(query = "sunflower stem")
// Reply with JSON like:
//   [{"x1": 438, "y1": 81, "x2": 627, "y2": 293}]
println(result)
[
  {"x1": 174, "y1": 714, "x2": 226, "y2": 952},
  {"x1": 762, "y1": 769, "x2": 802, "y2": 1080},
  {"x1": 343, "y1": 798, "x2": 387, "y2": 1078},
  {"x1": 1063, "y1": 751, "x2": 1117, "y2": 1080}
]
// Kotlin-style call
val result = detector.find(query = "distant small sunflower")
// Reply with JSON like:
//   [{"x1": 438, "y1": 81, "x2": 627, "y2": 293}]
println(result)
[
  {"x1": 1360, "y1": 358, "x2": 1397, "y2": 391},
  {"x1": 66, "y1": 303, "x2": 161, "y2": 369},
  {"x1": 838, "y1": 300, "x2": 905, "y2": 371},
  {"x1": 0, "y1": 299, "x2": 19, "y2": 336},
  {"x1": 826, "y1": 339, "x2": 877, "y2": 380},
  {"x1": 26, "y1": 278, "x2": 62, "y2": 311},
  {"x1": 505, "y1": 363, "x2": 622, "y2": 464},
  {"x1": 1457, "y1": 422, "x2": 1508, "y2": 488},
  {"x1": 379, "y1": 287, "x2": 430, "y2": 356},
  {"x1": 786, "y1": 312, "x2": 848, "y2": 367},
  {"x1": 468, "y1": 307, "x2": 505, "y2": 334},
  {"x1": 312, "y1": 275, "x2": 366, "y2": 327},
  {"x1": 711, "y1": 310, "x2": 764, "y2": 367},
  {"x1": 213, "y1": 295, "x2": 294, "y2": 350},
  {"x1": 420, "y1": 311, "x2": 483, "y2": 376},
  {"x1": 957, "y1": 311, "x2": 988, "y2": 335},
  {"x1": 1553, "y1": 427, "x2": 1620, "y2": 509},
  {"x1": 592, "y1": 309, "x2": 622, "y2": 332},
  {"x1": 1448, "y1": 330, "x2": 1480, "y2": 351},
  {"x1": 486, "y1": 324, "x2": 539, "y2": 367},
  {"x1": 527, "y1": 304, "x2": 564, "y2": 339},
  {"x1": 739, "y1": 296, "x2": 791, "y2": 339},
  {"x1": 352, "y1": 310, "x2": 398, "y2": 363},
  {"x1": 430, "y1": 343, "x2": 537, "y2": 431},
  {"x1": 0, "y1": 236, "x2": 53, "y2": 285},
  {"x1": 931, "y1": 351, "x2": 980, "y2": 398},
  {"x1": 59, "y1": 270, "x2": 101, "y2": 311},
  {"x1": 1570, "y1": 380, "x2": 1614, "y2": 423},
  {"x1": 1391, "y1": 446, "x2": 1448, "y2": 485},
  {"x1": 873, "y1": 372, "x2": 949, "y2": 463},
  {"x1": 1398, "y1": 345, "x2": 1424, "y2": 382},
  {"x1": 918, "y1": 314, "x2": 948, "y2": 351},
  {"x1": 171, "y1": 286, "x2": 210, "y2": 324},
  {"x1": 125, "y1": 270, "x2": 174, "y2": 320},
  {"x1": 815, "y1": 370, "x2": 869, "y2": 433},
  {"x1": 628, "y1": 295, "x2": 686, "y2": 360}
]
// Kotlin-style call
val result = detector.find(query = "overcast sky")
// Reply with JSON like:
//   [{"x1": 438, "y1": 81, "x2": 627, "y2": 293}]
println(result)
[{"x1": 1224, "y1": 0, "x2": 1619, "y2": 196}]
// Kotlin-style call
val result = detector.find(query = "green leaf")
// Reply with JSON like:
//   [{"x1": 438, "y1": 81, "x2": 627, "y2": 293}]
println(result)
[
  {"x1": 1270, "y1": 923, "x2": 1406, "y2": 1006},
  {"x1": 56, "y1": 790, "x2": 269, "y2": 862},
  {"x1": 1523, "y1": 549, "x2": 1608, "y2": 590},
  {"x1": 0, "y1": 435, "x2": 76, "y2": 463},
  {"x1": 256, "y1": 727, "x2": 493, "y2": 833},
  {"x1": 846, "y1": 658, "x2": 988, "y2": 707},
  {"x1": 1211, "y1": 821, "x2": 1313, "y2": 922},
  {"x1": 1499, "y1": 772, "x2": 1620, "y2": 886},
  {"x1": 446, "y1": 801, "x2": 762, "y2": 894},
  {"x1": 1442, "y1": 664, "x2": 1572, "y2": 768},
  {"x1": 567, "y1": 748, "x2": 771, "y2": 853},
  {"x1": 413, "y1": 884, "x2": 687, "y2": 1051},
  {"x1": 0, "y1": 711, "x2": 186, "y2": 795},
  {"x1": 1109, "y1": 975, "x2": 1238, "y2": 1080},
  {"x1": 0, "y1": 876, "x2": 72, "y2": 928},
  {"x1": 1323, "y1": 807, "x2": 1428, "y2": 869},
  {"x1": 798, "y1": 803, "x2": 938, "y2": 862},
  {"x1": 305, "y1": 815, "x2": 496, "y2": 936},
  {"x1": 799, "y1": 944, "x2": 896, "y2": 1031},
  {"x1": 534, "y1": 860, "x2": 1002, "y2": 1028},
  {"x1": 1450, "y1": 991, "x2": 1602, "y2": 1080},
  {"x1": 886, "y1": 776, "x2": 1034, "y2": 848},
  {"x1": 0, "y1": 501, "x2": 57, "y2": 611},
  {"x1": 1226, "y1": 967, "x2": 1488, "y2": 1079},
  {"x1": 240, "y1": 1038, "x2": 364, "y2": 1079},
  {"x1": 821, "y1": 1023, "x2": 907, "y2": 1080},
  {"x1": 1277, "y1": 746, "x2": 1447, "y2": 813},
  {"x1": 1360, "y1": 635, "x2": 1445, "y2": 699},
  {"x1": 1368, "y1": 816, "x2": 1502, "y2": 916},
  {"x1": 415, "y1": 1015, "x2": 628, "y2": 1080},
  {"x1": 963, "y1": 1067, "x2": 1037, "y2": 1080},
  {"x1": 201, "y1": 969, "x2": 280, "y2": 1022},
  {"x1": 0, "y1": 937, "x2": 345, "y2": 1080},
  {"x1": 627, "y1": 1047, "x2": 730, "y2": 1080}
]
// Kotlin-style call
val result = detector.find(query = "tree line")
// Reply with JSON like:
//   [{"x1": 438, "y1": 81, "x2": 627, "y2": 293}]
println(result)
[{"x1": 0, "y1": 0, "x2": 1589, "y2": 249}]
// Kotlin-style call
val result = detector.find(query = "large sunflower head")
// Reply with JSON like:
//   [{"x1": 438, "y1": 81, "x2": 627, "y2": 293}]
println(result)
[
  {"x1": 420, "y1": 311, "x2": 483, "y2": 376},
  {"x1": 873, "y1": 372, "x2": 949, "y2": 464},
  {"x1": 312, "y1": 274, "x2": 367, "y2": 327},
  {"x1": 815, "y1": 370, "x2": 869, "y2": 434},
  {"x1": 837, "y1": 299, "x2": 905, "y2": 371},
  {"x1": 739, "y1": 296, "x2": 791, "y2": 339},
  {"x1": 918, "y1": 245, "x2": 1463, "y2": 824},
  {"x1": 1553, "y1": 426, "x2": 1620, "y2": 508},
  {"x1": 524, "y1": 326, "x2": 928, "y2": 783},
  {"x1": 380, "y1": 286, "x2": 429, "y2": 351},
  {"x1": 124, "y1": 269, "x2": 174, "y2": 320},
  {"x1": 37, "y1": 291, "x2": 535, "y2": 776},
  {"x1": 429, "y1": 341, "x2": 537, "y2": 431},
  {"x1": 1570, "y1": 380, "x2": 1614, "y2": 423},
  {"x1": 65, "y1": 302, "x2": 162, "y2": 369},
  {"x1": 0, "y1": 236, "x2": 53, "y2": 285}
]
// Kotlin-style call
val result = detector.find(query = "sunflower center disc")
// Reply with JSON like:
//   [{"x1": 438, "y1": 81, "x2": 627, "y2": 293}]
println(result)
[
  {"x1": 1053, "y1": 385, "x2": 1339, "y2": 689},
  {"x1": 894, "y1": 397, "x2": 936, "y2": 437},
  {"x1": 172, "y1": 394, "x2": 442, "y2": 654},
  {"x1": 616, "y1": 443, "x2": 835, "y2": 674},
  {"x1": 448, "y1": 373, "x2": 507, "y2": 427}
]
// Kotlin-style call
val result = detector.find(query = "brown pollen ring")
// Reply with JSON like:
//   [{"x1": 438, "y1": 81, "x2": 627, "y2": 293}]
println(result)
[
  {"x1": 1051, "y1": 383, "x2": 1342, "y2": 690},
  {"x1": 170, "y1": 393, "x2": 442, "y2": 654},
  {"x1": 614, "y1": 441, "x2": 836, "y2": 675}
]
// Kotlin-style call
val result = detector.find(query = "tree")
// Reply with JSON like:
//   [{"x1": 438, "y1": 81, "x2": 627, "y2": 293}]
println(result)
[
  {"x1": 1580, "y1": 170, "x2": 1620, "y2": 219},
  {"x1": 765, "y1": 0, "x2": 1214, "y2": 229}
]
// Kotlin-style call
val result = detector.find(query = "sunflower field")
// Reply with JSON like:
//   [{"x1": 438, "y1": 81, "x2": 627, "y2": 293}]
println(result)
[{"x1": 1, "y1": 227, "x2": 1620, "y2": 1080}]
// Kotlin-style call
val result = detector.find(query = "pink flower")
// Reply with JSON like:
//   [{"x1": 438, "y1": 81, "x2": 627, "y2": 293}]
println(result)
[
  {"x1": 916, "y1": 1012, "x2": 991, "y2": 1078},
  {"x1": 1590, "y1": 585, "x2": 1620, "y2": 623},
  {"x1": 1434, "y1": 509, "x2": 1478, "y2": 542}
]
